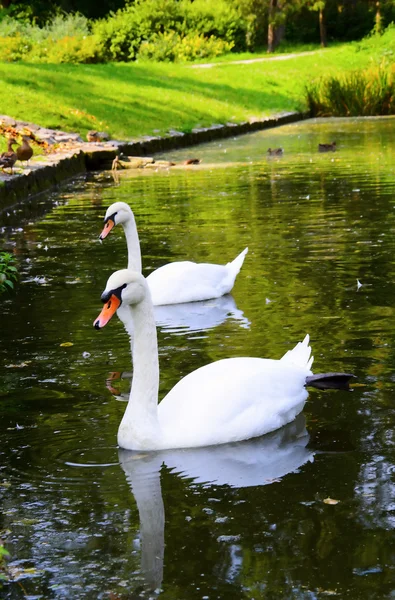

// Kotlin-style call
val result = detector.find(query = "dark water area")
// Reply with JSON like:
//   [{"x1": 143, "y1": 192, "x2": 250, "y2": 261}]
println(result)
[{"x1": 1, "y1": 117, "x2": 395, "y2": 599}]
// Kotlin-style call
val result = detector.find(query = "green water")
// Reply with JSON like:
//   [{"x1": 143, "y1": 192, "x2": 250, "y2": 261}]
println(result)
[{"x1": 1, "y1": 117, "x2": 395, "y2": 599}]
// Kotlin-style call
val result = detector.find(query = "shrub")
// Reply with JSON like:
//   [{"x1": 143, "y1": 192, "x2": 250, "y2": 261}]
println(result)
[
  {"x1": 137, "y1": 30, "x2": 233, "y2": 62},
  {"x1": 0, "y1": 252, "x2": 18, "y2": 294},
  {"x1": 41, "y1": 12, "x2": 90, "y2": 41},
  {"x1": 306, "y1": 62, "x2": 395, "y2": 117},
  {"x1": 181, "y1": 0, "x2": 246, "y2": 52},
  {"x1": 0, "y1": 33, "x2": 31, "y2": 61},
  {"x1": 0, "y1": 12, "x2": 102, "y2": 63},
  {"x1": 93, "y1": 0, "x2": 185, "y2": 61},
  {"x1": 92, "y1": 0, "x2": 244, "y2": 61},
  {"x1": 92, "y1": 9, "x2": 142, "y2": 61},
  {"x1": 27, "y1": 34, "x2": 104, "y2": 63}
]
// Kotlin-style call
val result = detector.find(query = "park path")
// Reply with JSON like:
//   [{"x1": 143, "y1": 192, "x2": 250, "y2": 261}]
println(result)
[{"x1": 190, "y1": 49, "x2": 320, "y2": 69}]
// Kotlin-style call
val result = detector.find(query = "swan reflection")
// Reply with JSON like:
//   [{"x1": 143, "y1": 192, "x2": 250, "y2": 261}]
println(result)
[
  {"x1": 118, "y1": 414, "x2": 314, "y2": 594},
  {"x1": 153, "y1": 294, "x2": 250, "y2": 334}
]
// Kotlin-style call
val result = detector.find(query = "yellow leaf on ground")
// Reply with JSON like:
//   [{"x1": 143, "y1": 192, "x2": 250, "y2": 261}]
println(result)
[
  {"x1": 60, "y1": 342, "x2": 74, "y2": 347},
  {"x1": 323, "y1": 497, "x2": 340, "y2": 505}
]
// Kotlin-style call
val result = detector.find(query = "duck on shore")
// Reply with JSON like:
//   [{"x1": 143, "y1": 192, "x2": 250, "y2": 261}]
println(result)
[
  {"x1": 0, "y1": 137, "x2": 18, "y2": 174},
  {"x1": 16, "y1": 135, "x2": 34, "y2": 166},
  {"x1": 87, "y1": 130, "x2": 110, "y2": 143}
]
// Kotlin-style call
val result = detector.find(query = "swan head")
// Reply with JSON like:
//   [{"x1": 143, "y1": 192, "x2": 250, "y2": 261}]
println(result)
[
  {"x1": 93, "y1": 269, "x2": 147, "y2": 329},
  {"x1": 100, "y1": 202, "x2": 134, "y2": 240}
]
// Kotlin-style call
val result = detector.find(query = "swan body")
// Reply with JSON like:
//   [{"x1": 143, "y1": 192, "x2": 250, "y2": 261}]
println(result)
[
  {"x1": 94, "y1": 269, "x2": 317, "y2": 452},
  {"x1": 99, "y1": 201, "x2": 248, "y2": 305}
]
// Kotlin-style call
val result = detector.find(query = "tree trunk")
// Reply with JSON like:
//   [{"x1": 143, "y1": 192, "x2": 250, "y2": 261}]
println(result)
[
  {"x1": 319, "y1": 7, "x2": 327, "y2": 47},
  {"x1": 0, "y1": 0, "x2": 13, "y2": 7},
  {"x1": 267, "y1": 0, "x2": 278, "y2": 53},
  {"x1": 375, "y1": 1, "x2": 382, "y2": 34},
  {"x1": 267, "y1": 0, "x2": 285, "y2": 53}
]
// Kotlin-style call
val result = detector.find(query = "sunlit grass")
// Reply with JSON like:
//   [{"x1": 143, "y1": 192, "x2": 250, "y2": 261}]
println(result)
[{"x1": 0, "y1": 31, "x2": 394, "y2": 143}]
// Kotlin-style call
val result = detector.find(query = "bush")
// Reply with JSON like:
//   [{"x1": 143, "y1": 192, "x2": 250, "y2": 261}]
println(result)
[
  {"x1": 28, "y1": 34, "x2": 104, "y2": 63},
  {"x1": 0, "y1": 12, "x2": 103, "y2": 63},
  {"x1": 181, "y1": 0, "x2": 246, "y2": 52},
  {"x1": 137, "y1": 30, "x2": 233, "y2": 62},
  {"x1": 0, "y1": 33, "x2": 32, "y2": 61},
  {"x1": 92, "y1": 0, "x2": 184, "y2": 61},
  {"x1": 306, "y1": 62, "x2": 395, "y2": 117},
  {"x1": 92, "y1": 0, "x2": 244, "y2": 61},
  {"x1": 0, "y1": 252, "x2": 18, "y2": 294}
]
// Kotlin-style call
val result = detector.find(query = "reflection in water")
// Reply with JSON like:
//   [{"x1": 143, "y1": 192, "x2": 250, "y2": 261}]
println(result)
[
  {"x1": 118, "y1": 414, "x2": 313, "y2": 594},
  {"x1": 3, "y1": 117, "x2": 395, "y2": 598},
  {"x1": 153, "y1": 294, "x2": 250, "y2": 334}
]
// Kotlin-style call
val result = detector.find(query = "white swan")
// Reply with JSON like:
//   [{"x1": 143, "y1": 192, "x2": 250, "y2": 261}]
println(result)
[
  {"x1": 99, "y1": 201, "x2": 248, "y2": 305},
  {"x1": 94, "y1": 269, "x2": 353, "y2": 451}
]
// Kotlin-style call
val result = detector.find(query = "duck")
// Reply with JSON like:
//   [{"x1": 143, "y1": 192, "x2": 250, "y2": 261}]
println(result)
[
  {"x1": 0, "y1": 137, "x2": 18, "y2": 174},
  {"x1": 16, "y1": 135, "x2": 33, "y2": 166},
  {"x1": 267, "y1": 148, "x2": 284, "y2": 156},
  {"x1": 99, "y1": 201, "x2": 248, "y2": 305},
  {"x1": 184, "y1": 158, "x2": 201, "y2": 165},
  {"x1": 318, "y1": 141, "x2": 336, "y2": 152},
  {"x1": 87, "y1": 130, "x2": 110, "y2": 143},
  {"x1": 94, "y1": 269, "x2": 354, "y2": 451}
]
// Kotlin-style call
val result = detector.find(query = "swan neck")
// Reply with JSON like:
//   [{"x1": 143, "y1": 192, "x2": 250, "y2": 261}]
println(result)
[
  {"x1": 123, "y1": 217, "x2": 142, "y2": 272},
  {"x1": 118, "y1": 296, "x2": 160, "y2": 449}
]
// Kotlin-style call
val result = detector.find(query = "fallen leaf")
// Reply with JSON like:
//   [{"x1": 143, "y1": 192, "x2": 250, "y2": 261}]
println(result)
[
  {"x1": 323, "y1": 497, "x2": 340, "y2": 505},
  {"x1": 60, "y1": 342, "x2": 73, "y2": 347}
]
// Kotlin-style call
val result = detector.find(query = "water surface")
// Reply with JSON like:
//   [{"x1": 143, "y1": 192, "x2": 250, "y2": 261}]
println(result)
[{"x1": 1, "y1": 117, "x2": 395, "y2": 599}]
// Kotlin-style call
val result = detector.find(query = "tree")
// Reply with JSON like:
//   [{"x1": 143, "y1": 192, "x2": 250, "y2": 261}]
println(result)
[
  {"x1": 0, "y1": 0, "x2": 127, "y2": 21},
  {"x1": 267, "y1": 0, "x2": 286, "y2": 52},
  {"x1": 308, "y1": 1, "x2": 328, "y2": 47}
]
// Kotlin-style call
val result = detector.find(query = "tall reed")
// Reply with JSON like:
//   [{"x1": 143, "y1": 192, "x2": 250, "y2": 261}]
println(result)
[{"x1": 306, "y1": 63, "x2": 395, "y2": 116}]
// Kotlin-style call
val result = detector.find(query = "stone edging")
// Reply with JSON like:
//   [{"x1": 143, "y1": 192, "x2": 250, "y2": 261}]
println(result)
[{"x1": 0, "y1": 110, "x2": 309, "y2": 211}]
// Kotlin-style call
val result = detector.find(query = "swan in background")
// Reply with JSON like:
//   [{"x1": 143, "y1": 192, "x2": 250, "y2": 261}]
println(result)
[
  {"x1": 94, "y1": 269, "x2": 354, "y2": 451},
  {"x1": 99, "y1": 201, "x2": 248, "y2": 305},
  {"x1": 118, "y1": 414, "x2": 313, "y2": 594}
]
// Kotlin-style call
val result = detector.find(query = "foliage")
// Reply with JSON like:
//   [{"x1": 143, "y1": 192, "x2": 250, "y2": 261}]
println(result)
[
  {"x1": 28, "y1": 34, "x2": 103, "y2": 63},
  {"x1": 0, "y1": 0, "x2": 393, "y2": 62},
  {"x1": 0, "y1": 32, "x2": 31, "y2": 61},
  {"x1": 306, "y1": 61, "x2": 395, "y2": 116},
  {"x1": 0, "y1": 542, "x2": 10, "y2": 583},
  {"x1": 0, "y1": 0, "x2": 125, "y2": 23},
  {"x1": 0, "y1": 12, "x2": 103, "y2": 63},
  {"x1": 137, "y1": 31, "x2": 233, "y2": 63},
  {"x1": 93, "y1": 0, "x2": 244, "y2": 61},
  {"x1": 0, "y1": 252, "x2": 18, "y2": 294},
  {"x1": 181, "y1": 0, "x2": 246, "y2": 52},
  {"x1": 0, "y1": 28, "x2": 394, "y2": 139}
]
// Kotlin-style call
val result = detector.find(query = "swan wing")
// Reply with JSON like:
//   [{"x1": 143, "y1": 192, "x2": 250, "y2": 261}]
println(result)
[
  {"x1": 158, "y1": 357, "x2": 310, "y2": 449},
  {"x1": 146, "y1": 248, "x2": 248, "y2": 305}
]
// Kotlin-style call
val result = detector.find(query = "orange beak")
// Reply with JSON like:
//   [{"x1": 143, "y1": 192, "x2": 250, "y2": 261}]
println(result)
[
  {"x1": 93, "y1": 294, "x2": 121, "y2": 329},
  {"x1": 100, "y1": 218, "x2": 115, "y2": 240}
]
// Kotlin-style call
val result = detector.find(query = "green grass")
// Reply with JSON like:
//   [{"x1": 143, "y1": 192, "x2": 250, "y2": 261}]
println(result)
[{"x1": 0, "y1": 31, "x2": 394, "y2": 149}]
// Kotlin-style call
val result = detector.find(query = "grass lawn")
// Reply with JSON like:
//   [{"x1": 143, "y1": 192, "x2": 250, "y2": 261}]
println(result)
[{"x1": 0, "y1": 31, "x2": 393, "y2": 152}]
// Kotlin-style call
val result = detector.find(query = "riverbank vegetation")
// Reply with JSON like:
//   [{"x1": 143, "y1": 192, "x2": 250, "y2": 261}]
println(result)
[
  {"x1": 0, "y1": 1, "x2": 394, "y2": 147},
  {"x1": 0, "y1": 252, "x2": 18, "y2": 294},
  {"x1": 1, "y1": 25, "x2": 395, "y2": 145},
  {"x1": 0, "y1": 0, "x2": 393, "y2": 63}
]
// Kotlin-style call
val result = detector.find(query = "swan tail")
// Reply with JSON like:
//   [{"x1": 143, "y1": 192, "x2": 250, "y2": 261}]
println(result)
[
  {"x1": 280, "y1": 334, "x2": 314, "y2": 371},
  {"x1": 227, "y1": 247, "x2": 248, "y2": 276},
  {"x1": 306, "y1": 372, "x2": 355, "y2": 390}
]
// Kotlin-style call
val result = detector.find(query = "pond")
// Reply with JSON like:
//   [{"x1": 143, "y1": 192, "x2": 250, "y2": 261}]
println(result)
[{"x1": 1, "y1": 116, "x2": 395, "y2": 599}]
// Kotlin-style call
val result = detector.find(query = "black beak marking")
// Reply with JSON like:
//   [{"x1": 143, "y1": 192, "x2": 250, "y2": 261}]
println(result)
[{"x1": 100, "y1": 283, "x2": 127, "y2": 304}]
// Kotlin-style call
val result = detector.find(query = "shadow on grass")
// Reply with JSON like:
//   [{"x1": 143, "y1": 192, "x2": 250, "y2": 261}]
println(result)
[{"x1": 0, "y1": 61, "x2": 299, "y2": 137}]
